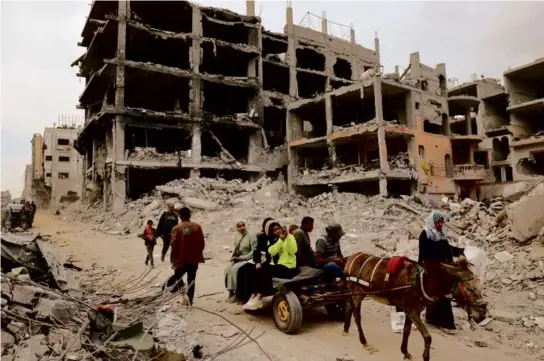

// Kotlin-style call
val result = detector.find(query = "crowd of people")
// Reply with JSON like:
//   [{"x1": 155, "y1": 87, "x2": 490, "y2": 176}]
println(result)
[{"x1": 139, "y1": 204, "x2": 463, "y2": 330}]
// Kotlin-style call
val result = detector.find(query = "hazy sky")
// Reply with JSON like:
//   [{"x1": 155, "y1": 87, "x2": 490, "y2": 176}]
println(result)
[{"x1": 1, "y1": 1, "x2": 543, "y2": 197}]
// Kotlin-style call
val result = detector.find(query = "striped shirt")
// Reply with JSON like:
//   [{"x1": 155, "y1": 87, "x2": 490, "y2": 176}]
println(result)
[{"x1": 315, "y1": 236, "x2": 341, "y2": 258}]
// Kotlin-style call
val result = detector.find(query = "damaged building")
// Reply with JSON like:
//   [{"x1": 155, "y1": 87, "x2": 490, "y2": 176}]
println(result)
[
  {"x1": 72, "y1": 0, "x2": 381, "y2": 212},
  {"x1": 447, "y1": 57, "x2": 544, "y2": 198}
]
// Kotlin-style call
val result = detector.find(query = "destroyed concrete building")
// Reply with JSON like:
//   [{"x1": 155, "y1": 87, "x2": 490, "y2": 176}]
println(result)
[
  {"x1": 72, "y1": 0, "x2": 384, "y2": 212},
  {"x1": 448, "y1": 57, "x2": 544, "y2": 198},
  {"x1": 287, "y1": 51, "x2": 457, "y2": 199}
]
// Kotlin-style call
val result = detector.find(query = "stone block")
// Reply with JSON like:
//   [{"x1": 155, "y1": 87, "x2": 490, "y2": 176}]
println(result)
[{"x1": 507, "y1": 183, "x2": 544, "y2": 243}]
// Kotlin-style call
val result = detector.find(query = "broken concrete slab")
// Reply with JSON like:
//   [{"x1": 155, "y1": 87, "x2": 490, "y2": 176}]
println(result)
[
  {"x1": 50, "y1": 300, "x2": 78, "y2": 323},
  {"x1": 143, "y1": 200, "x2": 161, "y2": 214},
  {"x1": 11, "y1": 284, "x2": 41, "y2": 306},
  {"x1": 494, "y1": 251, "x2": 514, "y2": 263},
  {"x1": 183, "y1": 197, "x2": 218, "y2": 211},
  {"x1": 507, "y1": 182, "x2": 544, "y2": 243},
  {"x1": 26, "y1": 334, "x2": 48, "y2": 357},
  {"x1": 14, "y1": 346, "x2": 38, "y2": 361},
  {"x1": 1, "y1": 330, "x2": 15, "y2": 348}
]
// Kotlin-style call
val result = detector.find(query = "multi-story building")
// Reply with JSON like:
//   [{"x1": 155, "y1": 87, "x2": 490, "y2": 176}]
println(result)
[
  {"x1": 43, "y1": 124, "x2": 84, "y2": 206},
  {"x1": 21, "y1": 165, "x2": 33, "y2": 201},
  {"x1": 73, "y1": 0, "x2": 384, "y2": 212}
]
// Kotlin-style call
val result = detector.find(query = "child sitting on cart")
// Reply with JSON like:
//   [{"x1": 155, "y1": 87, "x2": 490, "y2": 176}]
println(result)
[{"x1": 243, "y1": 220, "x2": 298, "y2": 311}]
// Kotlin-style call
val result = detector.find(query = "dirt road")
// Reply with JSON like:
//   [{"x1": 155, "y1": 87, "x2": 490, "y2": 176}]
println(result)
[{"x1": 33, "y1": 211, "x2": 538, "y2": 361}]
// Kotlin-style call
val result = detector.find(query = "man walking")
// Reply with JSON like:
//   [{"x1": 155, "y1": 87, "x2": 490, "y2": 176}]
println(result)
[
  {"x1": 170, "y1": 207, "x2": 205, "y2": 305},
  {"x1": 157, "y1": 204, "x2": 179, "y2": 262}
]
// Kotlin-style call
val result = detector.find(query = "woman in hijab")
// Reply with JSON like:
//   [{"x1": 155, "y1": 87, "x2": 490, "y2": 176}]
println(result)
[
  {"x1": 224, "y1": 221, "x2": 257, "y2": 303},
  {"x1": 235, "y1": 217, "x2": 274, "y2": 304},
  {"x1": 419, "y1": 211, "x2": 463, "y2": 330},
  {"x1": 243, "y1": 219, "x2": 298, "y2": 311}
]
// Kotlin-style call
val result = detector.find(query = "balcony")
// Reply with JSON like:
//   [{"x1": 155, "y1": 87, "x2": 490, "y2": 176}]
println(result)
[{"x1": 453, "y1": 164, "x2": 486, "y2": 181}]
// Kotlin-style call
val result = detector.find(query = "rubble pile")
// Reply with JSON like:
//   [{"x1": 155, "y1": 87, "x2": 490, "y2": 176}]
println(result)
[
  {"x1": 331, "y1": 119, "x2": 399, "y2": 133},
  {"x1": 1, "y1": 233, "x2": 188, "y2": 361},
  {"x1": 388, "y1": 152, "x2": 410, "y2": 170},
  {"x1": 294, "y1": 164, "x2": 378, "y2": 184},
  {"x1": 127, "y1": 147, "x2": 190, "y2": 162}
]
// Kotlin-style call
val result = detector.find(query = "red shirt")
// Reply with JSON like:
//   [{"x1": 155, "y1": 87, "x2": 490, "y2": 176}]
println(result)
[{"x1": 171, "y1": 221, "x2": 205, "y2": 268}]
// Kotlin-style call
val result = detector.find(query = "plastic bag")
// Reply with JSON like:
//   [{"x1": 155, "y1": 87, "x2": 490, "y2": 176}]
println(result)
[
  {"x1": 390, "y1": 311, "x2": 405, "y2": 333},
  {"x1": 464, "y1": 245, "x2": 489, "y2": 283}
]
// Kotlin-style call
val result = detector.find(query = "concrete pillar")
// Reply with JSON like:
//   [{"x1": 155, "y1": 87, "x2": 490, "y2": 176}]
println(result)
[
  {"x1": 286, "y1": 5, "x2": 297, "y2": 98},
  {"x1": 374, "y1": 76, "x2": 388, "y2": 171},
  {"x1": 111, "y1": 0, "x2": 129, "y2": 214},
  {"x1": 321, "y1": 11, "x2": 328, "y2": 34},
  {"x1": 466, "y1": 109, "x2": 472, "y2": 135},
  {"x1": 500, "y1": 166, "x2": 506, "y2": 182},
  {"x1": 246, "y1": 0, "x2": 255, "y2": 16},
  {"x1": 379, "y1": 177, "x2": 387, "y2": 196},
  {"x1": 248, "y1": 131, "x2": 262, "y2": 165},
  {"x1": 191, "y1": 124, "x2": 202, "y2": 164},
  {"x1": 374, "y1": 34, "x2": 381, "y2": 67},
  {"x1": 409, "y1": 52, "x2": 421, "y2": 79},
  {"x1": 286, "y1": 111, "x2": 303, "y2": 190},
  {"x1": 325, "y1": 95, "x2": 337, "y2": 164}
]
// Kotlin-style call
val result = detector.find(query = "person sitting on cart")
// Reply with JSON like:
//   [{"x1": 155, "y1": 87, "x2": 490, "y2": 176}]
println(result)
[
  {"x1": 242, "y1": 220, "x2": 298, "y2": 311},
  {"x1": 224, "y1": 220, "x2": 257, "y2": 303},
  {"x1": 315, "y1": 223, "x2": 346, "y2": 282},
  {"x1": 292, "y1": 216, "x2": 316, "y2": 267}
]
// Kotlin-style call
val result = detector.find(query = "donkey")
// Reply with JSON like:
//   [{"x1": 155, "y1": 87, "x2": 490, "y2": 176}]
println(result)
[{"x1": 343, "y1": 252, "x2": 488, "y2": 361}]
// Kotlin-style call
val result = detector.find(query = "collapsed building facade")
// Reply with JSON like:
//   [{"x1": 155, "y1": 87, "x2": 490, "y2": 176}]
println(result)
[
  {"x1": 73, "y1": 1, "x2": 543, "y2": 212},
  {"x1": 448, "y1": 57, "x2": 544, "y2": 198}
]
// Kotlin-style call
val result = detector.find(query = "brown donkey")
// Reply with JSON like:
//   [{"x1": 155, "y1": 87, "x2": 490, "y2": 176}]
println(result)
[{"x1": 343, "y1": 252, "x2": 488, "y2": 361}]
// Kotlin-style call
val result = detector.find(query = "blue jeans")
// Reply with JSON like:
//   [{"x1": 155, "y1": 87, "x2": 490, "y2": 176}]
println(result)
[{"x1": 322, "y1": 262, "x2": 345, "y2": 280}]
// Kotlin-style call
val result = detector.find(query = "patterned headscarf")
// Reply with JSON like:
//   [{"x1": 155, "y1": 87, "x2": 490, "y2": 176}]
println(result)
[{"x1": 424, "y1": 211, "x2": 447, "y2": 242}]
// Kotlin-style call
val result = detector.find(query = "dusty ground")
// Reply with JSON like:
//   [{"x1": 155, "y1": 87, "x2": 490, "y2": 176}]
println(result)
[{"x1": 33, "y1": 211, "x2": 541, "y2": 361}]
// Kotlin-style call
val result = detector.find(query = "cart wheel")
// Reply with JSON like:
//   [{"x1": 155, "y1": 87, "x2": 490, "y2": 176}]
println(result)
[
  {"x1": 272, "y1": 291, "x2": 303, "y2": 334},
  {"x1": 325, "y1": 303, "x2": 345, "y2": 321}
]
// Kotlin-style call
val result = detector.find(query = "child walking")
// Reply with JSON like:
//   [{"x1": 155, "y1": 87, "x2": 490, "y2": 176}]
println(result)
[{"x1": 139, "y1": 220, "x2": 157, "y2": 267}]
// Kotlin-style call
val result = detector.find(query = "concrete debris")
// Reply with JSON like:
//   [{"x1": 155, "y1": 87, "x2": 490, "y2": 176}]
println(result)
[
  {"x1": 494, "y1": 251, "x2": 514, "y2": 263},
  {"x1": 507, "y1": 182, "x2": 544, "y2": 244}
]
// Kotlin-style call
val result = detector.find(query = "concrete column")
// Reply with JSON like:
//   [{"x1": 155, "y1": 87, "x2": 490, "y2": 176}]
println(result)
[
  {"x1": 248, "y1": 132, "x2": 261, "y2": 165},
  {"x1": 246, "y1": 0, "x2": 255, "y2": 16},
  {"x1": 191, "y1": 124, "x2": 202, "y2": 164},
  {"x1": 500, "y1": 166, "x2": 506, "y2": 182},
  {"x1": 374, "y1": 76, "x2": 388, "y2": 171},
  {"x1": 466, "y1": 109, "x2": 472, "y2": 135},
  {"x1": 190, "y1": 5, "x2": 203, "y2": 177},
  {"x1": 379, "y1": 177, "x2": 387, "y2": 196},
  {"x1": 286, "y1": 5, "x2": 297, "y2": 98},
  {"x1": 321, "y1": 11, "x2": 328, "y2": 34},
  {"x1": 286, "y1": 111, "x2": 302, "y2": 190},
  {"x1": 325, "y1": 95, "x2": 337, "y2": 164},
  {"x1": 111, "y1": 0, "x2": 129, "y2": 214}
]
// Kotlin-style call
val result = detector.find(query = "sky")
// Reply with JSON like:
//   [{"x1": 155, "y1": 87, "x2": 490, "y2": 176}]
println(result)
[{"x1": 1, "y1": 1, "x2": 544, "y2": 197}]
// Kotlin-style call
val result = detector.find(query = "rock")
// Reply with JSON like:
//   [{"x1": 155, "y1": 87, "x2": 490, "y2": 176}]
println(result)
[
  {"x1": 535, "y1": 317, "x2": 544, "y2": 331},
  {"x1": 48, "y1": 329, "x2": 81, "y2": 352},
  {"x1": 143, "y1": 200, "x2": 161, "y2": 214},
  {"x1": 26, "y1": 334, "x2": 48, "y2": 357},
  {"x1": 51, "y1": 300, "x2": 77, "y2": 323},
  {"x1": 2, "y1": 355, "x2": 14, "y2": 361},
  {"x1": 11, "y1": 285, "x2": 40, "y2": 306},
  {"x1": 1, "y1": 330, "x2": 15, "y2": 348},
  {"x1": 527, "y1": 245, "x2": 544, "y2": 262},
  {"x1": 494, "y1": 251, "x2": 514, "y2": 263},
  {"x1": 6, "y1": 321, "x2": 26, "y2": 340},
  {"x1": 14, "y1": 347, "x2": 38, "y2": 361},
  {"x1": 11, "y1": 267, "x2": 28, "y2": 276},
  {"x1": 523, "y1": 318, "x2": 535, "y2": 328},
  {"x1": 502, "y1": 181, "x2": 530, "y2": 201},
  {"x1": 492, "y1": 309, "x2": 522, "y2": 323},
  {"x1": 529, "y1": 292, "x2": 537, "y2": 301},
  {"x1": 507, "y1": 183, "x2": 544, "y2": 243},
  {"x1": 34, "y1": 298, "x2": 57, "y2": 319}
]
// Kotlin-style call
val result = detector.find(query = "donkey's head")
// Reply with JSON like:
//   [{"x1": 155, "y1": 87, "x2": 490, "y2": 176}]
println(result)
[{"x1": 440, "y1": 262, "x2": 489, "y2": 324}]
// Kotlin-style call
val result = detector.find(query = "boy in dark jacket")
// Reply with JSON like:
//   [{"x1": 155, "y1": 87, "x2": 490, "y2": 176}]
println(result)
[{"x1": 139, "y1": 220, "x2": 157, "y2": 267}]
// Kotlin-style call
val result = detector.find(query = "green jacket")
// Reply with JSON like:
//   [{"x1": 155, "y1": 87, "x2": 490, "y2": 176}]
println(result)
[{"x1": 268, "y1": 234, "x2": 298, "y2": 269}]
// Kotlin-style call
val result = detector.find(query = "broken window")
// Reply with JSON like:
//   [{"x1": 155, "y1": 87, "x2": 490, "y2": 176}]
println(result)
[
  {"x1": 336, "y1": 143, "x2": 359, "y2": 165},
  {"x1": 387, "y1": 179, "x2": 412, "y2": 197},
  {"x1": 58, "y1": 173, "x2": 69, "y2": 179},
  {"x1": 125, "y1": 125, "x2": 192, "y2": 156},
  {"x1": 516, "y1": 152, "x2": 544, "y2": 176},
  {"x1": 201, "y1": 125, "x2": 250, "y2": 163},
  {"x1": 292, "y1": 101, "x2": 327, "y2": 138},
  {"x1": 45, "y1": 156, "x2": 52, "y2": 161},
  {"x1": 202, "y1": 15, "x2": 251, "y2": 46},
  {"x1": 333, "y1": 58, "x2": 352, "y2": 80},
  {"x1": 127, "y1": 28, "x2": 191, "y2": 70},
  {"x1": 482, "y1": 94, "x2": 508, "y2": 131},
  {"x1": 202, "y1": 82, "x2": 253, "y2": 116},
  {"x1": 474, "y1": 151, "x2": 489, "y2": 169},
  {"x1": 423, "y1": 120, "x2": 442, "y2": 135},
  {"x1": 58, "y1": 156, "x2": 70, "y2": 162},
  {"x1": 492, "y1": 136, "x2": 510, "y2": 161},
  {"x1": 332, "y1": 88, "x2": 375, "y2": 127},
  {"x1": 262, "y1": 34, "x2": 288, "y2": 59},
  {"x1": 415, "y1": 102, "x2": 420, "y2": 110},
  {"x1": 130, "y1": 1, "x2": 193, "y2": 33},
  {"x1": 296, "y1": 47, "x2": 325, "y2": 71},
  {"x1": 297, "y1": 71, "x2": 326, "y2": 99},
  {"x1": 421, "y1": 80, "x2": 428, "y2": 91},
  {"x1": 382, "y1": 91, "x2": 409, "y2": 125},
  {"x1": 493, "y1": 166, "x2": 502, "y2": 182},
  {"x1": 386, "y1": 136, "x2": 409, "y2": 170},
  {"x1": 438, "y1": 75, "x2": 447, "y2": 96},
  {"x1": 124, "y1": 69, "x2": 190, "y2": 112},
  {"x1": 263, "y1": 107, "x2": 286, "y2": 148},
  {"x1": 505, "y1": 165, "x2": 514, "y2": 181},
  {"x1": 452, "y1": 143, "x2": 471, "y2": 165},
  {"x1": 127, "y1": 168, "x2": 190, "y2": 200},
  {"x1": 263, "y1": 62, "x2": 289, "y2": 94},
  {"x1": 57, "y1": 138, "x2": 70, "y2": 146},
  {"x1": 201, "y1": 42, "x2": 255, "y2": 77},
  {"x1": 297, "y1": 147, "x2": 329, "y2": 170},
  {"x1": 418, "y1": 145, "x2": 426, "y2": 158}
]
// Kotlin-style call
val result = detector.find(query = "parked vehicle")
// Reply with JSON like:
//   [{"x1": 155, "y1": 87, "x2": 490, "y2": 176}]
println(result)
[{"x1": 1, "y1": 203, "x2": 30, "y2": 230}]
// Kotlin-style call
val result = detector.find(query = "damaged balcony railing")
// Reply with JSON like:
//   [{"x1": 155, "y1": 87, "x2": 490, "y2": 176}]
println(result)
[{"x1": 453, "y1": 164, "x2": 486, "y2": 180}]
